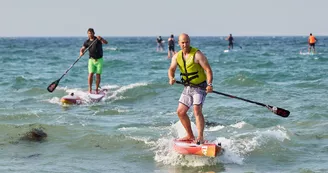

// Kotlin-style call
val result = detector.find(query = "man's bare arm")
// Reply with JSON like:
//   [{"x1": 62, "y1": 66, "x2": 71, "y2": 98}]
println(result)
[{"x1": 168, "y1": 54, "x2": 178, "y2": 85}]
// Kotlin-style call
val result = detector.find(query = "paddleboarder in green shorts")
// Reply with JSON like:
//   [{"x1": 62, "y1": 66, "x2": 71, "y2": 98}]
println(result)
[{"x1": 80, "y1": 28, "x2": 108, "y2": 94}]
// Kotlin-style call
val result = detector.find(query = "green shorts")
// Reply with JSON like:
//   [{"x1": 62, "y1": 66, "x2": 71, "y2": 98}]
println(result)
[{"x1": 88, "y1": 58, "x2": 103, "y2": 74}]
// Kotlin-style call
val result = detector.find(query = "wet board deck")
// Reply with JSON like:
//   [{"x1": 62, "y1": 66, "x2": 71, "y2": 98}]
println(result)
[
  {"x1": 173, "y1": 139, "x2": 223, "y2": 157},
  {"x1": 60, "y1": 89, "x2": 108, "y2": 105}
]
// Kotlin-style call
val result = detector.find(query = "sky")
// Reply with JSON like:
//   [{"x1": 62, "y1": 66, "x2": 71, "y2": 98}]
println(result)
[{"x1": 1, "y1": 0, "x2": 328, "y2": 37}]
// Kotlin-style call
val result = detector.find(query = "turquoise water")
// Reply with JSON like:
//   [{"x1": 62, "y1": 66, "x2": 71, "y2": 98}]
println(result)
[{"x1": 0, "y1": 36, "x2": 327, "y2": 173}]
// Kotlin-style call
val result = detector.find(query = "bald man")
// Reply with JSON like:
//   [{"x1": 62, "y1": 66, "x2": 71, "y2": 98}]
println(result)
[{"x1": 168, "y1": 33, "x2": 213, "y2": 144}]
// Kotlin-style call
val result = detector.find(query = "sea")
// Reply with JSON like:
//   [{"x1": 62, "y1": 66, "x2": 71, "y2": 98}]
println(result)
[{"x1": 0, "y1": 36, "x2": 327, "y2": 173}]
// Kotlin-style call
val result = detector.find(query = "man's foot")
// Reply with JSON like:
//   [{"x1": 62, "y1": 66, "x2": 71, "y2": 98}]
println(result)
[
  {"x1": 195, "y1": 137, "x2": 205, "y2": 145},
  {"x1": 195, "y1": 140, "x2": 204, "y2": 145},
  {"x1": 88, "y1": 89, "x2": 92, "y2": 94},
  {"x1": 177, "y1": 136, "x2": 195, "y2": 141},
  {"x1": 95, "y1": 89, "x2": 99, "y2": 94}
]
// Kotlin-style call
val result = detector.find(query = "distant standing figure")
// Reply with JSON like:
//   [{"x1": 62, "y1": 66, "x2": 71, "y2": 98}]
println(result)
[
  {"x1": 167, "y1": 34, "x2": 176, "y2": 58},
  {"x1": 157, "y1": 36, "x2": 164, "y2": 52},
  {"x1": 225, "y1": 34, "x2": 234, "y2": 50},
  {"x1": 308, "y1": 33, "x2": 317, "y2": 53}
]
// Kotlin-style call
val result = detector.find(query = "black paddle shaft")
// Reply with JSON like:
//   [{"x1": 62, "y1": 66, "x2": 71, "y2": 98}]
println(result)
[
  {"x1": 47, "y1": 39, "x2": 98, "y2": 92},
  {"x1": 175, "y1": 81, "x2": 290, "y2": 118}
]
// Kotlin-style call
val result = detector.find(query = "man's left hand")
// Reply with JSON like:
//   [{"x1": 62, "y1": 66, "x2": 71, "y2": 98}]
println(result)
[{"x1": 206, "y1": 86, "x2": 213, "y2": 93}]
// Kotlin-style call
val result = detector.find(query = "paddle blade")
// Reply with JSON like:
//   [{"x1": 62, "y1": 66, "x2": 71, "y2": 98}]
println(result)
[
  {"x1": 267, "y1": 105, "x2": 290, "y2": 118},
  {"x1": 47, "y1": 79, "x2": 60, "y2": 92}
]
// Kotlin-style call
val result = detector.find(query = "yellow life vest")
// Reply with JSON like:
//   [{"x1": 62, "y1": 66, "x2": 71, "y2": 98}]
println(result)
[{"x1": 177, "y1": 47, "x2": 207, "y2": 85}]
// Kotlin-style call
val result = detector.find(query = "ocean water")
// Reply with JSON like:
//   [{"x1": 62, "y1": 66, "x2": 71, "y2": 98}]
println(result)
[{"x1": 0, "y1": 36, "x2": 327, "y2": 173}]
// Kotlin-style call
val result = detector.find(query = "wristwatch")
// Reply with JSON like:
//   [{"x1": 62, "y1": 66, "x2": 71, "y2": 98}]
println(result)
[{"x1": 207, "y1": 83, "x2": 213, "y2": 87}]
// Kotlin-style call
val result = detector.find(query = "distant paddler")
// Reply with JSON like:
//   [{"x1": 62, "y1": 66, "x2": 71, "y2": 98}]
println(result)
[
  {"x1": 308, "y1": 33, "x2": 317, "y2": 54},
  {"x1": 167, "y1": 34, "x2": 176, "y2": 58},
  {"x1": 156, "y1": 36, "x2": 164, "y2": 52},
  {"x1": 225, "y1": 34, "x2": 234, "y2": 50}
]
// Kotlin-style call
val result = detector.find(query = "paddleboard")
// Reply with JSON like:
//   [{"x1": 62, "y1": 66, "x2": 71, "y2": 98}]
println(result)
[
  {"x1": 88, "y1": 89, "x2": 108, "y2": 102},
  {"x1": 224, "y1": 50, "x2": 229, "y2": 53},
  {"x1": 299, "y1": 51, "x2": 315, "y2": 55},
  {"x1": 60, "y1": 89, "x2": 108, "y2": 105},
  {"x1": 173, "y1": 139, "x2": 222, "y2": 157}
]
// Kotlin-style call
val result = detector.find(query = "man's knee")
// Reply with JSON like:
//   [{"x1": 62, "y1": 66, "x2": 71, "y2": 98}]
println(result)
[
  {"x1": 177, "y1": 106, "x2": 188, "y2": 117},
  {"x1": 177, "y1": 110, "x2": 185, "y2": 117}
]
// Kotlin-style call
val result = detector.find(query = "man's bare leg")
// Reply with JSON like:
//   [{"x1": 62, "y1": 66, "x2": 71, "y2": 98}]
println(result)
[
  {"x1": 95, "y1": 74, "x2": 101, "y2": 94},
  {"x1": 88, "y1": 73, "x2": 93, "y2": 93},
  {"x1": 194, "y1": 104, "x2": 204, "y2": 143},
  {"x1": 177, "y1": 103, "x2": 195, "y2": 140}
]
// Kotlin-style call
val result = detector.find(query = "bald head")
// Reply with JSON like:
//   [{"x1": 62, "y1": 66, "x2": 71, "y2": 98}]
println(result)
[
  {"x1": 178, "y1": 33, "x2": 191, "y2": 52},
  {"x1": 178, "y1": 33, "x2": 190, "y2": 42}
]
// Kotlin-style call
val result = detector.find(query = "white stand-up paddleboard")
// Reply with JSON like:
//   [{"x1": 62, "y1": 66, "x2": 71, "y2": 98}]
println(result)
[
  {"x1": 224, "y1": 50, "x2": 229, "y2": 53},
  {"x1": 300, "y1": 51, "x2": 315, "y2": 55},
  {"x1": 88, "y1": 89, "x2": 108, "y2": 102}
]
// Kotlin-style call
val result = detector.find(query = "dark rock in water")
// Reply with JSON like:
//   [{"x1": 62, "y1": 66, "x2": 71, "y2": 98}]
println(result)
[{"x1": 20, "y1": 128, "x2": 47, "y2": 142}]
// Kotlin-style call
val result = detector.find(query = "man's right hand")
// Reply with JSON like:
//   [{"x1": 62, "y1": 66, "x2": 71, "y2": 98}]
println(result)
[{"x1": 169, "y1": 78, "x2": 176, "y2": 85}]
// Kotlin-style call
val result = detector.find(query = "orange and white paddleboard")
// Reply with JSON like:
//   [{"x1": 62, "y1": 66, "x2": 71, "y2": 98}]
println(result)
[{"x1": 173, "y1": 139, "x2": 223, "y2": 157}]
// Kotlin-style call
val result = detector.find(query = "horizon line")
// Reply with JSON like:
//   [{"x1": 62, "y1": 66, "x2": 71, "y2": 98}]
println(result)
[{"x1": 0, "y1": 34, "x2": 326, "y2": 38}]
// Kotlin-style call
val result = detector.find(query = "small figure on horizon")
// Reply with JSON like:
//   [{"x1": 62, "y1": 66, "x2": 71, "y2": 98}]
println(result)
[
  {"x1": 156, "y1": 36, "x2": 164, "y2": 52},
  {"x1": 80, "y1": 28, "x2": 108, "y2": 94},
  {"x1": 308, "y1": 33, "x2": 317, "y2": 54},
  {"x1": 225, "y1": 34, "x2": 234, "y2": 50},
  {"x1": 167, "y1": 34, "x2": 176, "y2": 58}
]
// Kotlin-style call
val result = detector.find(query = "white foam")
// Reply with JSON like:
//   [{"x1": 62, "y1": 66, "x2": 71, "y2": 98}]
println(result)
[
  {"x1": 153, "y1": 122, "x2": 290, "y2": 166},
  {"x1": 106, "y1": 82, "x2": 148, "y2": 101},
  {"x1": 299, "y1": 51, "x2": 315, "y2": 55},
  {"x1": 261, "y1": 125, "x2": 290, "y2": 141},
  {"x1": 215, "y1": 137, "x2": 244, "y2": 165},
  {"x1": 172, "y1": 120, "x2": 198, "y2": 138},
  {"x1": 118, "y1": 127, "x2": 139, "y2": 131},
  {"x1": 216, "y1": 125, "x2": 290, "y2": 165},
  {"x1": 104, "y1": 47, "x2": 119, "y2": 51},
  {"x1": 152, "y1": 120, "x2": 291, "y2": 166},
  {"x1": 127, "y1": 136, "x2": 156, "y2": 146},
  {"x1": 230, "y1": 121, "x2": 247, "y2": 129},
  {"x1": 206, "y1": 125, "x2": 225, "y2": 132},
  {"x1": 46, "y1": 97, "x2": 61, "y2": 105}
]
